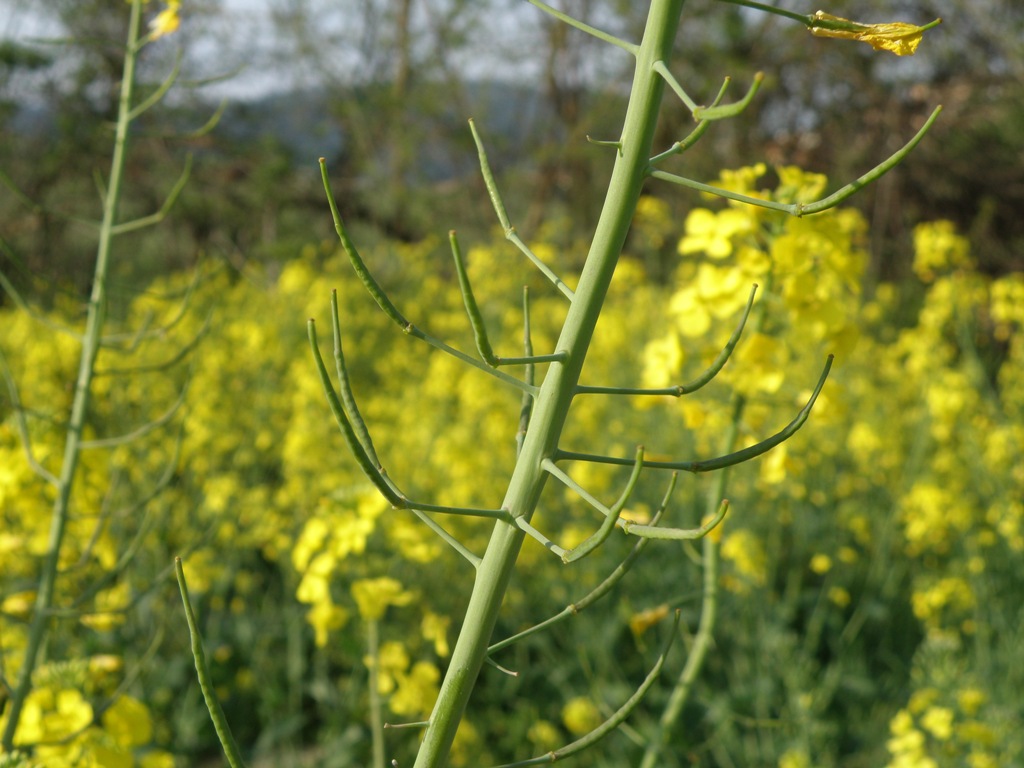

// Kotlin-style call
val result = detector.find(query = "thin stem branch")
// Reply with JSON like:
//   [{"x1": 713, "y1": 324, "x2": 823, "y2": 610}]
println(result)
[
  {"x1": 492, "y1": 612, "x2": 681, "y2": 767},
  {"x1": 1, "y1": 2, "x2": 143, "y2": 748},
  {"x1": 651, "y1": 106, "x2": 941, "y2": 215},
  {"x1": 488, "y1": 474, "x2": 676, "y2": 656},
  {"x1": 176, "y1": 558, "x2": 248, "y2": 768}
]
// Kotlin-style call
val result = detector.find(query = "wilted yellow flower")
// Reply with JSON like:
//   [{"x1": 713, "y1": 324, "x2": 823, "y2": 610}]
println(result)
[
  {"x1": 628, "y1": 604, "x2": 670, "y2": 638},
  {"x1": 809, "y1": 12, "x2": 941, "y2": 57}
]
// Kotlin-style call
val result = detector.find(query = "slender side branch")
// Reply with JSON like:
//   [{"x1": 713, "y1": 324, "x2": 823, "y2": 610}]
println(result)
[
  {"x1": 693, "y1": 72, "x2": 763, "y2": 121},
  {"x1": 517, "y1": 288, "x2": 537, "y2": 457},
  {"x1": 80, "y1": 383, "x2": 188, "y2": 449},
  {"x1": 650, "y1": 106, "x2": 942, "y2": 215},
  {"x1": 127, "y1": 48, "x2": 183, "y2": 120},
  {"x1": 319, "y1": 159, "x2": 410, "y2": 326},
  {"x1": 622, "y1": 498, "x2": 728, "y2": 541},
  {"x1": 97, "y1": 313, "x2": 210, "y2": 373},
  {"x1": 319, "y1": 159, "x2": 535, "y2": 393},
  {"x1": 648, "y1": 76, "x2": 732, "y2": 165},
  {"x1": 489, "y1": 474, "x2": 676, "y2": 655},
  {"x1": 654, "y1": 61, "x2": 763, "y2": 121},
  {"x1": 182, "y1": 99, "x2": 227, "y2": 139},
  {"x1": 525, "y1": 0, "x2": 638, "y2": 54},
  {"x1": 576, "y1": 284, "x2": 757, "y2": 396},
  {"x1": 329, "y1": 290, "x2": 381, "y2": 467},
  {"x1": 109, "y1": 153, "x2": 193, "y2": 235},
  {"x1": 102, "y1": 265, "x2": 205, "y2": 348},
  {"x1": 561, "y1": 446, "x2": 645, "y2": 563},
  {"x1": 309, "y1": 318, "x2": 406, "y2": 507},
  {"x1": 653, "y1": 60, "x2": 699, "y2": 113},
  {"x1": 410, "y1": 510, "x2": 482, "y2": 568},
  {"x1": 0, "y1": 349, "x2": 59, "y2": 486},
  {"x1": 175, "y1": 558, "x2": 247, "y2": 768},
  {"x1": 648, "y1": 120, "x2": 711, "y2": 164},
  {"x1": 490, "y1": 611, "x2": 681, "y2": 768},
  {"x1": 451, "y1": 229, "x2": 499, "y2": 366},
  {"x1": 310, "y1": 319, "x2": 514, "y2": 523},
  {"x1": 450, "y1": 232, "x2": 567, "y2": 368},
  {"x1": 560, "y1": 355, "x2": 833, "y2": 472},
  {"x1": 468, "y1": 120, "x2": 575, "y2": 301}
]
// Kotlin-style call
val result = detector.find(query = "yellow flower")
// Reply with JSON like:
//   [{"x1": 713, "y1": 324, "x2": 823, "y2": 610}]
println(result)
[
  {"x1": 422, "y1": 611, "x2": 451, "y2": 657},
  {"x1": 141, "y1": 752, "x2": 178, "y2": 768},
  {"x1": 721, "y1": 529, "x2": 768, "y2": 589},
  {"x1": 101, "y1": 695, "x2": 153, "y2": 748},
  {"x1": 149, "y1": 0, "x2": 181, "y2": 39},
  {"x1": 957, "y1": 688, "x2": 986, "y2": 717},
  {"x1": 372, "y1": 641, "x2": 411, "y2": 695},
  {"x1": 920, "y1": 706, "x2": 954, "y2": 741},
  {"x1": 912, "y1": 220, "x2": 972, "y2": 282},
  {"x1": 810, "y1": 553, "x2": 833, "y2": 574},
  {"x1": 827, "y1": 586, "x2": 850, "y2": 608},
  {"x1": 809, "y1": 12, "x2": 941, "y2": 57},
  {"x1": 562, "y1": 696, "x2": 601, "y2": 736},
  {"x1": 527, "y1": 720, "x2": 561, "y2": 751},
  {"x1": 351, "y1": 577, "x2": 415, "y2": 621},
  {"x1": 628, "y1": 604, "x2": 670, "y2": 638},
  {"x1": 779, "y1": 749, "x2": 811, "y2": 768},
  {"x1": 389, "y1": 661, "x2": 440, "y2": 716},
  {"x1": 679, "y1": 208, "x2": 754, "y2": 259},
  {"x1": 641, "y1": 333, "x2": 683, "y2": 388}
]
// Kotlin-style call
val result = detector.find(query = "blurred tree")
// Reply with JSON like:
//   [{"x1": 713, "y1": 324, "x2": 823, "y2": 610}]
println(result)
[{"x1": 2, "y1": 0, "x2": 1020, "y2": 295}]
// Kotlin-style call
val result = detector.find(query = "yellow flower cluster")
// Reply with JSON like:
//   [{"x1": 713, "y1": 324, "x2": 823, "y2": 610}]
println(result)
[
  {"x1": 0, "y1": 677, "x2": 173, "y2": 767},
  {"x1": 647, "y1": 163, "x2": 866, "y2": 409},
  {"x1": 369, "y1": 640, "x2": 441, "y2": 717},
  {"x1": 886, "y1": 684, "x2": 1000, "y2": 768}
]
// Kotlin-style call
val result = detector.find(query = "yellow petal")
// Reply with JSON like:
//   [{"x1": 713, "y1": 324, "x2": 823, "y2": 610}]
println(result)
[
  {"x1": 149, "y1": 2, "x2": 181, "y2": 39},
  {"x1": 809, "y1": 12, "x2": 941, "y2": 57},
  {"x1": 858, "y1": 22, "x2": 926, "y2": 56}
]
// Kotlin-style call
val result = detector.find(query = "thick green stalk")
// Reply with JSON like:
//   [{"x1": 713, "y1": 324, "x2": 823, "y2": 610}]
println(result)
[
  {"x1": 0, "y1": 2, "x2": 142, "y2": 750},
  {"x1": 412, "y1": 2, "x2": 686, "y2": 765}
]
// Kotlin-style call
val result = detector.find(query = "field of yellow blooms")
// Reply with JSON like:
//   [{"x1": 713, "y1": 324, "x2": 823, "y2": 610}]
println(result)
[{"x1": 2, "y1": 165, "x2": 1022, "y2": 766}]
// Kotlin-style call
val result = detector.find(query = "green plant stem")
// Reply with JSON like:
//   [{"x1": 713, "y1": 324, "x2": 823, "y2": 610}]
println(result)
[
  {"x1": 713, "y1": 0, "x2": 808, "y2": 25},
  {"x1": 176, "y1": 559, "x2": 247, "y2": 768},
  {"x1": 367, "y1": 619, "x2": 386, "y2": 768},
  {"x1": 0, "y1": 1, "x2": 142, "y2": 750},
  {"x1": 637, "y1": 393, "x2": 742, "y2": 768},
  {"x1": 411, "y1": 2, "x2": 687, "y2": 765}
]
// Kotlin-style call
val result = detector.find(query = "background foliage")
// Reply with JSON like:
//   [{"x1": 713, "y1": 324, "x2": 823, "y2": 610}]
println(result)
[{"x1": 1, "y1": 2, "x2": 1022, "y2": 766}]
